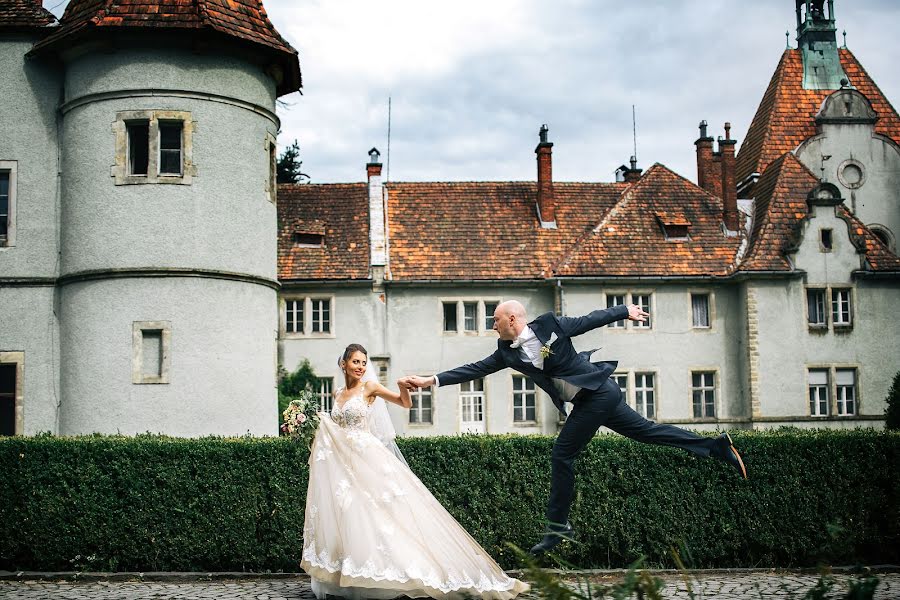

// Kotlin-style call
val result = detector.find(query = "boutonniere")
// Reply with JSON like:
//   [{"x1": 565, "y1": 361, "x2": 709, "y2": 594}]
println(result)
[{"x1": 540, "y1": 332, "x2": 558, "y2": 360}]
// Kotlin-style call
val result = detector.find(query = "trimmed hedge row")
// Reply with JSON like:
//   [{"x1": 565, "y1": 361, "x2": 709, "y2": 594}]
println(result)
[{"x1": 0, "y1": 429, "x2": 897, "y2": 572}]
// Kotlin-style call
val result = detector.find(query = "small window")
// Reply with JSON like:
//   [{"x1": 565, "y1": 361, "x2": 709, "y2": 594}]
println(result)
[
  {"x1": 0, "y1": 363, "x2": 16, "y2": 436},
  {"x1": 311, "y1": 299, "x2": 331, "y2": 333},
  {"x1": 611, "y1": 373, "x2": 628, "y2": 400},
  {"x1": 0, "y1": 170, "x2": 9, "y2": 246},
  {"x1": 512, "y1": 376, "x2": 536, "y2": 422},
  {"x1": 607, "y1": 294, "x2": 626, "y2": 328},
  {"x1": 132, "y1": 321, "x2": 171, "y2": 384},
  {"x1": 463, "y1": 302, "x2": 478, "y2": 332},
  {"x1": 484, "y1": 302, "x2": 498, "y2": 331},
  {"x1": 127, "y1": 121, "x2": 150, "y2": 176},
  {"x1": 158, "y1": 121, "x2": 183, "y2": 175},
  {"x1": 820, "y1": 229, "x2": 833, "y2": 252},
  {"x1": 633, "y1": 294, "x2": 652, "y2": 329},
  {"x1": 691, "y1": 372, "x2": 716, "y2": 418},
  {"x1": 317, "y1": 377, "x2": 333, "y2": 412},
  {"x1": 634, "y1": 372, "x2": 655, "y2": 419},
  {"x1": 443, "y1": 302, "x2": 458, "y2": 332},
  {"x1": 285, "y1": 300, "x2": 304, "y2": 334},
  {"x1": 835, "y1": 369, "x2": 857, "y2": 416},
  {"x1": 142, "y1": 330, "x2": 163, "y2": 378},
  {"x1": 691, "y1": 294, "x2": 710, "y2": 328},
  {"x1": 293, "y1": 232, "x2": 325, "y2": 247},
  {"x1": 808, "y1": 369, "x2": 829, "y2": 417},
  {"x1": 807, "y1": 289, "x2": 826, "y2": 327},
  {"x1": 410, "y1": 388, "x2": 433, "y2": 424},
  {"x1": 831, "y1": 289, "x2": 852, "y2": 327}
]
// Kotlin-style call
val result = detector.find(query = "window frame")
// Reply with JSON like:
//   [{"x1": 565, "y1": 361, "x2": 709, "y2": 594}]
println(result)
[
  {"x1": 512, "y1": 375, "x2": 537, "y2": 424},
  {"x1": 409, "y1": 387, "x2": 434, "y2": 426},
  {"x1": 691, "y1": 370, "x2": 717, "y2": 419},
  {"x1": 316, "y1": 377, "x2": 334, "y2": 412},
  {"x1": 808, "y1": 368, "x2": 830, "y2": 417},
  {"x1": 113, "y1": 110, "x2": 195, "y2": 185},
  {"x1": 835, "y1": 368, "x2": 857, "y2": 417},
  {"x1": 605, "y1": 292, "x2": 653, "y2": 330},
  {"x1": 440, "y1": 299, "x2": 502, "y2": 336},
  {"x1": 806, "y1": 287, "x2": 827, "y2": 329},
  {"x1": 132, "y1": 321, "x2": 172, "y2": 384},
  {"x1": 633, "y1": 371, "x2": 656, "y2": 419},
  {"x1": 0, "y1": 352, "x2": 24, "y2": 436},
  {"x1": 0, "y1": 161, "x2": 16, "y2": 248},
  {"x1": 831, "y1": 288, "x2": 853, "y2": 329},
  {"x1": 281, "y1": 296, "x2": 335, "y2": 338},
  {"x1": 690, "y1": 291, "x2": 712, "y2": 329},
  {"x1": 459, "y1": 378, "x2": 486, "y2": 433}
]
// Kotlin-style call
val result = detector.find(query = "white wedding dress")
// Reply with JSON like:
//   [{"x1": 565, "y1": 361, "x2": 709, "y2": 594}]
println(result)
[{"x1": 300, "y1": 387, "x2": 529, "y2": 600}]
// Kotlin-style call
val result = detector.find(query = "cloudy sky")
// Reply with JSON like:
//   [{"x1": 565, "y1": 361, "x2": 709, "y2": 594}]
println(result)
[{"x1": 50, "y1": 0, "x2": 900, "y2": 184}]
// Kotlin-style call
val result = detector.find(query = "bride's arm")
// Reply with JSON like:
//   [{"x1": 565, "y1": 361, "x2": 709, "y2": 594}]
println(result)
[{"x1": 364, "y1": 380, "x2": 412, "y2": 409}]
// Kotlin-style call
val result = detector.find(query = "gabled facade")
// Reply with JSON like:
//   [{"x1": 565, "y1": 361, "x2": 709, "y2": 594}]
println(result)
[
  {"x1": 1, "y1": 0, "x2": 300, "y2": 436},
  {"x1": 278, "y1": 0, "x2": 899, "y2": 437}
]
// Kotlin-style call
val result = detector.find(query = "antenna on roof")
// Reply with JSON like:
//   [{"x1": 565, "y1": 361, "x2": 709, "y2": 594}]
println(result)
[
  {"x1": 386, "y1": 96, "x2": 392, "y2": 182},
  {"x1": 632, "y1": 104, "x2": 638, "y2": 165},
  {"x1": 786, "y1": 30, "x2": 791, "y2": 49}
]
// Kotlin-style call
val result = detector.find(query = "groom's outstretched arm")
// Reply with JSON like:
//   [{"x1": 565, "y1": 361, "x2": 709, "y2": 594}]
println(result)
[
  {"x1": 402, "y1": 350, "x2": 505, "y2": 389},
  {"x1": 558, "y1": 304, "x2": 648, "y2": 337}
]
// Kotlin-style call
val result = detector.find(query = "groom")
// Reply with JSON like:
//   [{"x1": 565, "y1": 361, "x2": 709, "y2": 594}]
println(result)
[{"x1": 400, "y1": 300, "x2": 747, "y2": 556}]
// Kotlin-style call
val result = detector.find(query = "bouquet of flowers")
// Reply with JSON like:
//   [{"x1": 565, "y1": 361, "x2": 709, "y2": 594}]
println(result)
[{"x1": 280, "y1": 390, "x2": 321, "y2": 446}]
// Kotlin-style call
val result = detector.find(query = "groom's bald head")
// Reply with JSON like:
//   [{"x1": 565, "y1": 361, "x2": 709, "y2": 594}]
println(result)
[{"x1": 492, "y1": 300, "x2": 528, "y2": 340}]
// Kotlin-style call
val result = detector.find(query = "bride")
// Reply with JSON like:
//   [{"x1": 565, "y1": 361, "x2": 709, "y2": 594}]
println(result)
[{"x1": 300, "y1": 343, "x2": 529, "y2": 600}]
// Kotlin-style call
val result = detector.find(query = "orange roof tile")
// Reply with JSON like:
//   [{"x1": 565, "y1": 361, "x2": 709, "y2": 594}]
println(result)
[
  {"x1": 30, "y1": 0, "x2": 300, "y2": 95},
  {"x1": 736, "y1": 49, "x2": 900, "y2": 187},
  {"x1": 552, "y1": 164, "x2": 743, "y2": 278},
  {"x1": 0, "y1": 0, "x2": 56, "y2": 28},
  {"x1": 277, "y1": 184, "x2": 371, "y2": 281}
]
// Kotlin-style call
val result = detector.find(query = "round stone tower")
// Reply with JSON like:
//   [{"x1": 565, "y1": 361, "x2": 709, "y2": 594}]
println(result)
[{"x1": 28, "y1": 0, "x2": 301, "y2": 436}]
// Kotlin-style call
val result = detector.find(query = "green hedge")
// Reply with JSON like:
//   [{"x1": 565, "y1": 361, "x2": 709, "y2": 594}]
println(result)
[{"x1": 0, "y1": 429, "x2": 897, "y2": 572}]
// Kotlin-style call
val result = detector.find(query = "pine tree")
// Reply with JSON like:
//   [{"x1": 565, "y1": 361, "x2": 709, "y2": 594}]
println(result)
[{"x1": 276, "y1": 139, "x2": 309, "y2": 183}]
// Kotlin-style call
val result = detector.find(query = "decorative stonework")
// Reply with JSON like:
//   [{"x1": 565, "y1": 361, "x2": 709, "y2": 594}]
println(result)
[
  {"x1": 111, "y1": 110, "x2": 197, "y2": 186},
  {"x1": 746, "y1": 287, "x2": 761, "y2": 419}
]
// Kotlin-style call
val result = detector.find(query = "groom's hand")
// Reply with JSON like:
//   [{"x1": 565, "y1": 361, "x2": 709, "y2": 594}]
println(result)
[
  {"x1": 626, "y1": 303, "x2": 649, "y2": 322},
  {"x1": 401, "y1": 375, "x2": 434, "y2": 390}
]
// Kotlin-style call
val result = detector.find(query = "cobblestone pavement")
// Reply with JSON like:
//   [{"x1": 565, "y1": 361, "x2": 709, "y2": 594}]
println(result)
[{"x1": 0, "y1": 571, "x2": 896, "y2": 599}]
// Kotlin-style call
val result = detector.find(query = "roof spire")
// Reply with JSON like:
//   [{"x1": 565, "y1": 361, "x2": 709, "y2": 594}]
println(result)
[{"x1": 794, "y1": 0, "x2": 846, "y2": 90}]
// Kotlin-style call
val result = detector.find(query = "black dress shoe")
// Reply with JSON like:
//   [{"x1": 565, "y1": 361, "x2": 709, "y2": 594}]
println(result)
[
  {"x1": 529, "y1": 522, "x2": 575, "y2": 556},
  {"x1": 716, "y1": 432, "x2": 748, "y2": 480}
]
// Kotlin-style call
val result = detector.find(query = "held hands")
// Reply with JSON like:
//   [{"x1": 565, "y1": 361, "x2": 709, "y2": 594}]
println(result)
[
  {"x1": 398, "y1": 375, "x2": 434, "y2": 390},
  {"x1": 626, "y1": 303, "x2": 650, "y2": 322}
]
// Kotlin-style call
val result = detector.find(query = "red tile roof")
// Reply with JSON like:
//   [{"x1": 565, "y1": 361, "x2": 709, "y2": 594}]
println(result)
[
  {"x1": 0, "y1": 0, "x2": 56, "y2": 28},
  {"x1": 277, "y1": 184, "x2": 371, "y2": 282},
  {"x1": 739, "y1": 152, "x2": 900, "y2": 272},
  {"x1": 551, "y1": 164, "x2": 743, "y2": 278},
  {"x1": 30, "y1": 0, "x2": 300, "y2": 95},
  {"x1": 736, "y1": 49, "x2": 900, "y2": 187}
]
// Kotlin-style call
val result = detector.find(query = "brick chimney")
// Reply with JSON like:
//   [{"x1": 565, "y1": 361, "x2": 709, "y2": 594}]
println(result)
[
  {"x1": 719, "y1": 122, "x2": 739, "y2": 232},
  {"x1": 535, "y1": 124, "x2": 556, "y2": 228},
  {"x1": 367, "y1": 147, "x2": 386, "y2": 266},
  {"x1": 694, "y1": 120, "x2": 722, "y2": 197},
  {"x1": 624, "y1": 155, "x2": 643, "y2": 183}
]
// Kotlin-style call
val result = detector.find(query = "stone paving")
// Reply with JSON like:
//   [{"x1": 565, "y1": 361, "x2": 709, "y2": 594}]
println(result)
[{"x1": 0, "y1": 571, "x2": 896, "y2": 599}]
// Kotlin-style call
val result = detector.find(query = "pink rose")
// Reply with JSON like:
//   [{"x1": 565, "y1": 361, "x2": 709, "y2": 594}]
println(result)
[{"x1": 298, "y1": 413, "x2": 307, "y2": 424}]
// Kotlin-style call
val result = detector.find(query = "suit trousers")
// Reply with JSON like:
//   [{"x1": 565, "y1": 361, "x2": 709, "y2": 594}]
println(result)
[{"x1": 546, "y1": 378, "x2": 718, "y2": 526}]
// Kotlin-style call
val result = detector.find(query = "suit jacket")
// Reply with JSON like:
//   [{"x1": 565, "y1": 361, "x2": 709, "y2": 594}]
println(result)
[{"x1": 436, "y1": 305, "x2": 628, "y2": 416}]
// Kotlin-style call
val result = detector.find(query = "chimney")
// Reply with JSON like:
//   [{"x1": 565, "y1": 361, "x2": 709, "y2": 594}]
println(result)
[
  {"x1": 694, "y1": 120, "x2": 721, "y2": 196},
  {"x1": 719, "y1": 122, "x2": 739, "y2": 232},
  {"x1": 624, "y1": 155, "x2": 643, "y2": 183},
  {"x1": 535, "y1": 124, "x2": 556, "y2": 228},
  {"x1": 367, "y1": 147, "x2": 386, "y2": 266}
]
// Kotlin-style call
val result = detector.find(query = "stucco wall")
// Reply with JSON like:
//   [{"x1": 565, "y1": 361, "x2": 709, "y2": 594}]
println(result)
[{"x1": 58, "y1": 277, "x2": 277, "y2": 436}]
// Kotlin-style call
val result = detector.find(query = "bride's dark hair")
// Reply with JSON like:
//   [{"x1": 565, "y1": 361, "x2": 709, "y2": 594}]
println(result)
[{"x1": 340, "y1": 343, "x2": 368, "y2": 364}]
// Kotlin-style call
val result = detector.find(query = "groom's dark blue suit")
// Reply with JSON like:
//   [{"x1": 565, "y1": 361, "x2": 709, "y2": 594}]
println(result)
[{"x1": 437, "y1": 305, "x2": 720, "y2": 529}]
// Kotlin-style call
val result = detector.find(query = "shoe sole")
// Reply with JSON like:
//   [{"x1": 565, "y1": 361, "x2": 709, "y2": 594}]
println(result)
[{"x1": 725, "y1": 433, "x2": 748, "y2": 480}]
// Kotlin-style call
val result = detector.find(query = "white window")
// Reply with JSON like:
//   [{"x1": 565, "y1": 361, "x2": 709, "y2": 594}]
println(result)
[
  {"x1": 691, "y1": 371, "x2": 716, "y2": 418},
  {"x1": 463, "y1": 302, "x2": 478, "y2": 332},
  {"x1": 831, "y1": 289, "x2": 852, "y2": 327},
  {"x1": 317, "y1": 377, "x2": 333, "y2": 412},
  {"x1": 311, "y1": 299, "x2": 331, "y2": 333},
  {"x1": 484, "y1": 302, "x2": 498, "y2": 330},
  {"x1": 443, "y1": 302, "x2": 458, "y2": 332},
  {"x1": 808, "y1": 369, "x2": 829, "y2": 417},
  {"x1": 512, "y1": 376, "x2": 536, "y2": 422},
  {"x1": 283, "y1": 297, "x2": 334, "y2": 337},
  {"x1": 611, "y1": 373, "x2": 628, "y2": 400},
  {"x1": 285, "y1": 300, "x2": 304, "y2": 334},
  {"x1": 691, "y1": 294, "x2": 710, "y2": 328},
  {"x1": 113, "y1": 110, "x2": 194, "y2": 185},
  {"x1": 807, "y1": 289, "x2": 826, "y2": 327},
  {"x1": 633, "y1": 294, "x2": 652, "y2": 329},
  {"x1": 409, "y1": 388, "x2": 433, "y2": 425},
  {"x1": 606, "y1": 294, "x2": 626, "y2": 328},
  {"x1": 835, "y1": 369, "x2": 857, "y2": 416},
  {"x1": 0, "y1": 161, "x2": 16, "y2": 247},
  {"x1": 634, "y1": 372, "x2": 655, "y2": 419},
  {"x1": 132, "y1": 321, "x2": 171, "y2": 384},
  {"x1": 459, "y1": 379, "x2": 485, "y2": 433}
]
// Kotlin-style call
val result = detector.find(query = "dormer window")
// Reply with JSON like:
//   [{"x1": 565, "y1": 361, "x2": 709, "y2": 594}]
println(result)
[
  {"x1": 655, "y1": 212, "x2": 690, "y2": 240},
  {"x1": 293, "y1": 232, "x2": 325, "y2": 247}
]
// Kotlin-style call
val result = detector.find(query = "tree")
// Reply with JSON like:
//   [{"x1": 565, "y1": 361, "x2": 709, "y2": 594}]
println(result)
[
  {"x1": 276, "y1": 139, "x2": 309, "y2": 184},
  {"x1": 885, "y1": 370, "x2": 900, "y2": 430},
  {"x1": 277, "y1": 359, "x2": 320, "y2": 422}
]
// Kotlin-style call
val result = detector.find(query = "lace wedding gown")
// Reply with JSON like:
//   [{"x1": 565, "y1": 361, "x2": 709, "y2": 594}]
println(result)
[{"x1": 300, "y1": 388, "x2": 529, "y2": 600}]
